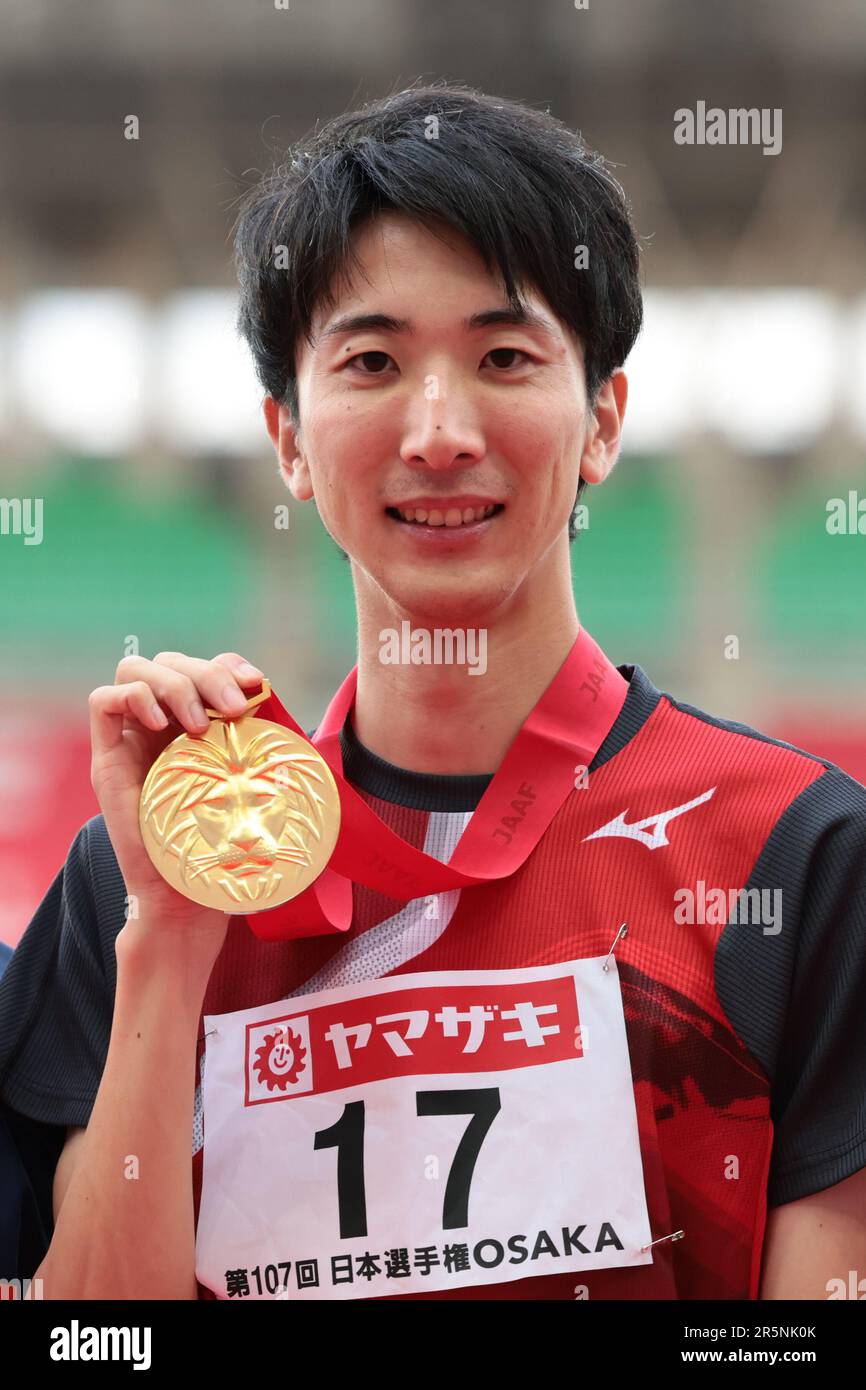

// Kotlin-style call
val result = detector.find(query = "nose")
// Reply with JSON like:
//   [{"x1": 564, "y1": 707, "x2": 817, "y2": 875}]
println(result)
[
  {"x1": 230, "y1": 836, "x2": 262, "y2": 853},
  {"x1": 398, "y1": 371, "x2": 486, "y2": 472}
]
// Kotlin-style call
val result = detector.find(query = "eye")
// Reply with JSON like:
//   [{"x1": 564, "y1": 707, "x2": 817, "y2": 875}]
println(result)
[
  {"x1": 482, "y1": 347, "x2": 533, "y2": 370},
  {"x1": 343, "y1": 350, "x2": 395, "y2": 374}
]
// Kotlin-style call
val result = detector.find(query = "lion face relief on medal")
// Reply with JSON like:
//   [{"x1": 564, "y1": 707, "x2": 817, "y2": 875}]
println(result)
[{"x1": 138, "y1": 693, "x2": 341, "y2": 913}]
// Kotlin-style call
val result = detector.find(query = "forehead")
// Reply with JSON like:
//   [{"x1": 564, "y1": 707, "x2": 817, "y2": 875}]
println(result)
[{"x1": 309, "y1": 210, "x2": 569, "y2": 341}]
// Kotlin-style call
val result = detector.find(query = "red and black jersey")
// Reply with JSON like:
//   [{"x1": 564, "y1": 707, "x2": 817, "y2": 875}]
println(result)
[
  {"x1": 189, "y1": 662, "x2": 866, "y2": 1298},
  {"x1": 3, "y1": 662, "x2": 866, "y2": 1298}
]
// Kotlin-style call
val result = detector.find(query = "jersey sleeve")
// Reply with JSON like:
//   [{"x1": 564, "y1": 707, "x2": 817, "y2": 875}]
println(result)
[
  {"x1": 716, "y1": 762, "x2": 866, "y2": 1206},
  {"x1": 0, "y1": 817, "x2": 126, "y2": 1278},
  {"x1": 0, "y1": 817, "x2": 121, "y2": 1127}
]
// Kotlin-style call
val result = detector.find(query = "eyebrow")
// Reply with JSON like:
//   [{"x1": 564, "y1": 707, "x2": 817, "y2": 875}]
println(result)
[{"x1": 316, "y1": 305, "x2": 560, "y2": 346}]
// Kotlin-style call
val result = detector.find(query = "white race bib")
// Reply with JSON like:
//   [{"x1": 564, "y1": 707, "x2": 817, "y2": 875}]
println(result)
[{"x1": 196, "y1": 956, "x2": 652, "y2": 1299}]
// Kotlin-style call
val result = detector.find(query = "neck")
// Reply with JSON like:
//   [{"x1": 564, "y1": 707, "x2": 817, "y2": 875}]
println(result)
[{"x1": 351, "y1": 589, "x2": 580, "y2": 776}]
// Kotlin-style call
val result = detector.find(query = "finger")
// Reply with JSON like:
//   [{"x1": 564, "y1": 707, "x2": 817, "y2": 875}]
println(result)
[
  {"x1": 210, "y1": 652, "x2": 266, "y2": 682},
  {"x1": 114, "y1": 656, "x2": 212, "y2": 731},
  {"x1": 89, "y1": 681, "x2": 170, "y2": 762},
  {"x1": 152, "y1": 652, "x2": 263, "y2": 717}
]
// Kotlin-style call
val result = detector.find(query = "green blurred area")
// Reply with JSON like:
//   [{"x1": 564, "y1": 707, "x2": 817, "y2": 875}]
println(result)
[
  {"x1": 756, "y1": 485, "x2": 866, "y2": 651},
  {"x1": 571, "y1": 461, "x2": 684, "y2": 656},
  {"x1": 0, "y1": 464, "x2": 255, "y2": 678},
  {"x1": 1, "y1": 458, "x2": 864, "y2": 692}
]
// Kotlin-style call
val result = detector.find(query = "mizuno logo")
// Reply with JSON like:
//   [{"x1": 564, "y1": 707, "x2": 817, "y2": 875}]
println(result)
[{"x1": 582, "y1": 787, "x2": 717, "y2": 850}]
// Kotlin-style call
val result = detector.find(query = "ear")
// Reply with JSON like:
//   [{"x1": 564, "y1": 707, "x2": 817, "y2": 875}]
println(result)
[
  {"x1": 579, "y1": 370, "x2": 628, "y2": 486},
  {"x1": 263, "y1": 397, "x2": 313, "y2": 502}
]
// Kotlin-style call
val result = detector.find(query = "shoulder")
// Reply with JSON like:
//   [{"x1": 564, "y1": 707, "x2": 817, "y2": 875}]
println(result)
[
  {"x1": 632, "y1": 665, "x2": 866, "y2": 840},
  {"x1": 650, "y1": 667, "x2": 843, "y2": 782},
  {"x1": 643, "y1": 674, "x2": 866, "y2": 1205}
]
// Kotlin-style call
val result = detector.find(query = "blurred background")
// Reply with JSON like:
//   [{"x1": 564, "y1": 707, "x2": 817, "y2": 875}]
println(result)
[{"x1": 0, "y1": 0, "x2": 864, "y2": 949}]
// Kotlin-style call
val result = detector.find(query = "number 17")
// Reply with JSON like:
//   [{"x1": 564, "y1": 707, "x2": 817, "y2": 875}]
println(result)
[{"x1": 314, "y1": 1087, "x2": 502, "y2": 1239}]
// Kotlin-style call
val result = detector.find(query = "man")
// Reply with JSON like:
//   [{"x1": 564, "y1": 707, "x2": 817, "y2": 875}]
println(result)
[{"x1": 1, "y1": 82, "x2": 865, "y2": 1301}]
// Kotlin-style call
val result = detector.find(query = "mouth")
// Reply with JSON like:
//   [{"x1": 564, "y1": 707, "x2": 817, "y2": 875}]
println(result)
[{"x1": 385, "y1": 502, "x2": 505, "y2": 529}]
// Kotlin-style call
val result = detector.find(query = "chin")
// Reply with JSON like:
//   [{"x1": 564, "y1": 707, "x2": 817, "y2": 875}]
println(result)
[{"x1": 385, "y1": 574, "x2": 518, "y2": 628}]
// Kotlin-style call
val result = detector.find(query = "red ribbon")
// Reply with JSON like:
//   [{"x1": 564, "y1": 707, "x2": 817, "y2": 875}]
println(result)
[{"x1": 241, "y1": 626, "x2": 627, "y2": 941}]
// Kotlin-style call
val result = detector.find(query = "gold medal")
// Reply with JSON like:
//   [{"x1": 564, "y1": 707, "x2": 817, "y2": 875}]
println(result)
[{"x1": 139, "y1": 681, "x2": 341, "y2": 913}]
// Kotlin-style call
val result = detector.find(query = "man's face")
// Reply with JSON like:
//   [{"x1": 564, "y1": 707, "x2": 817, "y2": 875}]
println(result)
[{"x1": 269, "y1": 211, "x2": 616, "y2": 626}]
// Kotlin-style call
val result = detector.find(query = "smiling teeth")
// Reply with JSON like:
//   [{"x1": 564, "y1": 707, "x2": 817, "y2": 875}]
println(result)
[{"x1": 397, "y1": 504, "x2": 498, "y2": 527}]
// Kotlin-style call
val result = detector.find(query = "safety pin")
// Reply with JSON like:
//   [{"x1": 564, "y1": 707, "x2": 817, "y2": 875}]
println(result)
[
  {"x1": 641, "y1": 1229, "x2": 685, "y2": 1252},
  {"x1": 602, "y1": 922, "x2": 628, "y2": 972}
]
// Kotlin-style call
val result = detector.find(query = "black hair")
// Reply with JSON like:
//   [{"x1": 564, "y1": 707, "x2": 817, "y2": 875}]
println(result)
[{"x1": 232, "y1": 80, "x2": 644, "y2": 541}]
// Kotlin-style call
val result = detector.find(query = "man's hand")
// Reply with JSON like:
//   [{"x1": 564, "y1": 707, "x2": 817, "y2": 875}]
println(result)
[{"x1": 88, "y1": 649, "x2": 265, "y2": 942}]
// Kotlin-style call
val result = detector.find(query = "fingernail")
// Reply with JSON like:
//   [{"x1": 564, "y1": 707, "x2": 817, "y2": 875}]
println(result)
[
  {"x1": 221, "y1": 685, "x2": 248, "y2": 711},
  {"x1": 238, "y1": 662, "x2": 264, "y2": 678},
  {"x1": 189, "y1": 699, "x2": 208, "y2": 726},
  {"x1": 151, "y1": 703, "x2": 168, "y2": 728}
]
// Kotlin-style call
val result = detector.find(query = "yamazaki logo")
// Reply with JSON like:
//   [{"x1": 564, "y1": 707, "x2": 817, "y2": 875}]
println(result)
[{"x1": 245, "y1": 975, "x2": 581, "y2": 1104}]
